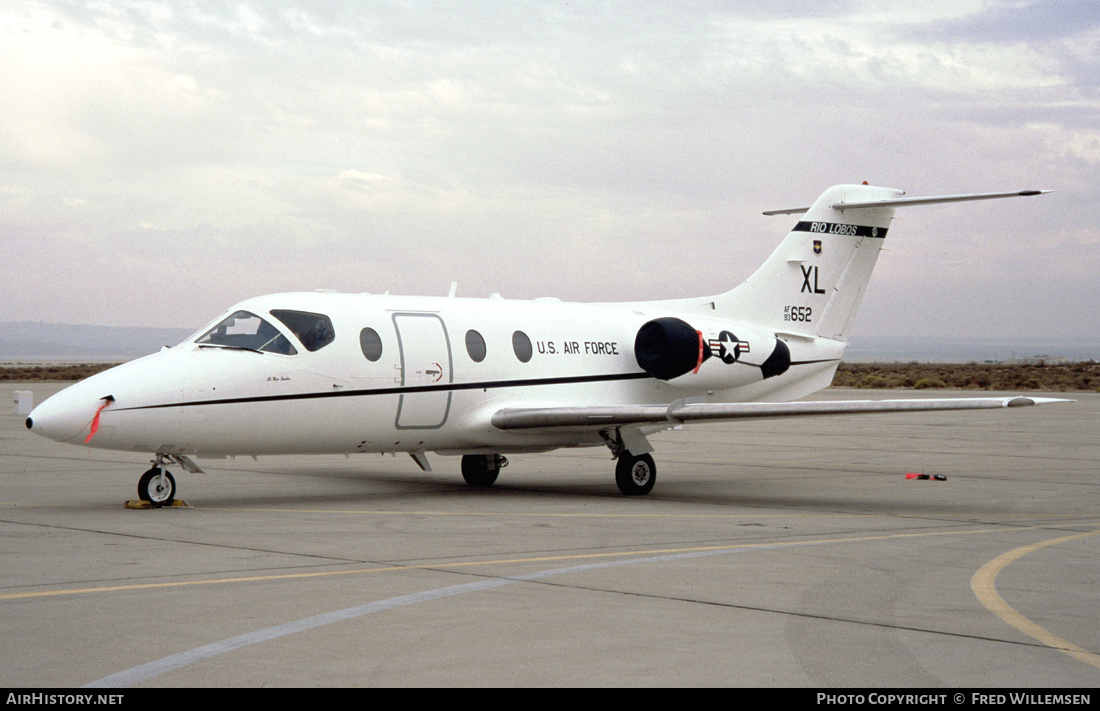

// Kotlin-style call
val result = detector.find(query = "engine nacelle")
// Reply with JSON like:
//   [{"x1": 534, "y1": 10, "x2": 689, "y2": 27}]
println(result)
[{"x1": 634, "y1": 317, "x2": 790, "y2": 391}]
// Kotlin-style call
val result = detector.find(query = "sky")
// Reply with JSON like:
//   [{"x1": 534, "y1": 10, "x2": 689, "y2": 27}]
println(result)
[{"x1": 1, "y1": 1, "x2": 1097, "y2": 349}]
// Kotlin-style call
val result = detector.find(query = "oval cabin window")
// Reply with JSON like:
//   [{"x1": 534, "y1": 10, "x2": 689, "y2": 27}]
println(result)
[
  {"x1": 512, "y1": 330, "x2": 532, "y2": 363},
  {"x1": 465, "y1": 330, "x2": 487, "y2": 363},
  {"x1": 359, "y1": 328, "x2": 383, "y2": 361}
]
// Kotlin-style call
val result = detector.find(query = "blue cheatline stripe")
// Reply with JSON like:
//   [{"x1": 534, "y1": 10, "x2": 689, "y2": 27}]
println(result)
[
  {"x1": 114, "y1": 359, "x2": 834, "y2": 414},
  {"x1": 117, "y1": 371, "x2": 652, "y2": 411},
  {"x1": 83, "y1": 541, "x2": 821, "y2": 688}
]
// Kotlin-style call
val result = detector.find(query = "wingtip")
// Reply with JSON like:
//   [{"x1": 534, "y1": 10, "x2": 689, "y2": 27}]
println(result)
[{"x1": 1006, "y1": 396, "x2": 1074, "y2": 407}]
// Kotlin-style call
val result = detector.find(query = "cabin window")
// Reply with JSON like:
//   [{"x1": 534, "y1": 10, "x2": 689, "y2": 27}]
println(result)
[
  {"x1": 465, "y1": 330, "x2": 486, "y2": 362},
  {"x1": 195, "y1": 311, "x2": 297, "y2": 355},
  {"x1": 512, "y1": 330, "x2": 532, "y2": 363},
  {"x1": 359, "y1": 328, "x2": 383, "y2": 361},
  {"x1": 270, "y1": 310, "x2": 336, "y2": 352}
]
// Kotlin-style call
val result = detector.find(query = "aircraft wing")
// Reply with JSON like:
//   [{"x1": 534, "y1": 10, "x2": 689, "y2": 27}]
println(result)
[{"x1": 490, "y1": 396, "x2": 1071, "y2": 430}]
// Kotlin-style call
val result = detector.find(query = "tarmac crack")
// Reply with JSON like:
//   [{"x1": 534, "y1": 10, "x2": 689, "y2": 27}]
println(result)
[
  {"x1": 491, "y1": 574, "x2": 1075, "y2": 657},
  {"x1": 0, "y1": 517, "x2": 368, "y2": 592}
]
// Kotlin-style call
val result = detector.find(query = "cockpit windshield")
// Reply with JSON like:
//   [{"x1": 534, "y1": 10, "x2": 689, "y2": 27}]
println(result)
[{"x1": 195, "y1": 311, "x2": 298, "y2": 355}]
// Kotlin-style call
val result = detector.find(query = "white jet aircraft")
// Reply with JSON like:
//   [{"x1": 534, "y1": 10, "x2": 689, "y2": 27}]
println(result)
[{"x1": 27, "y1": 183, "x2": 1063, "y2": 504}]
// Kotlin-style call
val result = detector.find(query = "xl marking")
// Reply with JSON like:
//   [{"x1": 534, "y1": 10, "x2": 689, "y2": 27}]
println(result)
[{"x1": 801, "y1": 265, "x2": 826, "y2": 294}]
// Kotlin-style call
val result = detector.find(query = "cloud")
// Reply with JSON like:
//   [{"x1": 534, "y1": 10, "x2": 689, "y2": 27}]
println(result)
[{"x1": 0, "y1": 1, "x2": 1096, "y2": 348}]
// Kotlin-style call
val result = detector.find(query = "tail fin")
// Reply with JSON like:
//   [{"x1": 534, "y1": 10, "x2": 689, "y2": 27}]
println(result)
[
  {"x1": 715, "y1": 184, "x2": 897, "y2": 341},
  {"x1": 714, "y1": 185, "x2": 1051, "y2": 342}
]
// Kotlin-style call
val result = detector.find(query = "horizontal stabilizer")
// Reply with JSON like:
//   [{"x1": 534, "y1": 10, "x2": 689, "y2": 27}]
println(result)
[
  {"x1": 491, "y1": 396, "x2": 1071, "y2": 430},
  {"x1": 764, "y1": 189, "x2": 1052, "y2": 216}
]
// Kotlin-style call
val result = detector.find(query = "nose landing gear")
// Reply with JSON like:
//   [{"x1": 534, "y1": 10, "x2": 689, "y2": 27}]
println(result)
[
  {"x1": 130, "y1": 454, "x2": 203, "y2": 508},
  {"x1": 138, "y1": 466, "x2": 176, "y2": 506}
]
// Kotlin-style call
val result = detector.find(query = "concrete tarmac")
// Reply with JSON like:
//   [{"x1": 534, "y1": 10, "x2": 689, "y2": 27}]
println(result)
[{"x1": 1, "y1": 382, "x2": 1097, "y2": 687}]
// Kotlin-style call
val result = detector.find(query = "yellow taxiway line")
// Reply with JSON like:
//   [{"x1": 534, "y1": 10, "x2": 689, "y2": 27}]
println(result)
[{"x1": 971, "y1": 527, "x2": 1100, "y2": 670}]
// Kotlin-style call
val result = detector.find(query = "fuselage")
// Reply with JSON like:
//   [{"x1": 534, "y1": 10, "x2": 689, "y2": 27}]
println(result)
[{"x1": 26, "y1": 290, "x2": 844, "y2": 458}]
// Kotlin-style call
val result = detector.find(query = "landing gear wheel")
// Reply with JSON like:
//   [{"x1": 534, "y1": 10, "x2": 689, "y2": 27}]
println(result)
[
  {"x1": 615, "y1": 453, "x2": 656, "y2": 496},
  {"x1": 461, "y1": 454, "x2": 506, "y2": 487},
  {"x1": 138, "y1": 467, "x2": 176, "y2": 506}
]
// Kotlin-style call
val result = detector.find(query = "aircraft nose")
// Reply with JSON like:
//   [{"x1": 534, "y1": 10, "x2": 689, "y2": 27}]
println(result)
[{"x1": 26, "y1": 385, "x2": 112, "y2": 444}]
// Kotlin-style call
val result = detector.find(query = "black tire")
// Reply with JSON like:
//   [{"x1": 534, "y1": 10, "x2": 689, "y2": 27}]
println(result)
[
  {"x1": 615, "y1": 453, "x2": 656, "y2": 496},
  {"x1": 461, "y1": 454, "x2": 501, "y2": 487},
  {"x1": 138, "y1": 467, "x2": 176, "y2": 506}
]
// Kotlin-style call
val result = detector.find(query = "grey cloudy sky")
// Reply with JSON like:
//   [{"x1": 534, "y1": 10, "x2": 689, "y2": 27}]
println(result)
[{"x1": 2, "y1": 1, "x2": 1097, "y2": 346}]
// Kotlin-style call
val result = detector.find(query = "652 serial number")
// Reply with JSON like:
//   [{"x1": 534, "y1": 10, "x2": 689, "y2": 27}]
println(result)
[{"x1": 783, "y1": 306, "x2": 813, "y2": 322}]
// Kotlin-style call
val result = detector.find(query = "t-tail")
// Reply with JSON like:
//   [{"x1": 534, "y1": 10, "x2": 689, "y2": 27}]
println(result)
[{"x1": 714, "y1": 184, "x2": 1052, "y2": 343}]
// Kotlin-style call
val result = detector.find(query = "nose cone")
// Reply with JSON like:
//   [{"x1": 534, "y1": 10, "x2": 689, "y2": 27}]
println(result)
[{"x1": 26, "y1": 377, "x2": 116, "y2": 444}]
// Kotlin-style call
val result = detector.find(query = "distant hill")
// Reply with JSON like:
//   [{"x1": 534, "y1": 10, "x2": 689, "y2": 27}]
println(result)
[
  {"x1": 0, "y1": 322, "x2": 195, "y2": 360},
  {"x1": 844, "y1": 333, "x2": 1098, "y2": 363}
]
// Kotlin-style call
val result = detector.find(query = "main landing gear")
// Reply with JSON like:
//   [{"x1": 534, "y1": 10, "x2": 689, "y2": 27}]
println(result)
[
  {"x1": 600, "y1": 428, "x2": 657, "y2": 496},
  {"x1": 459, "y1": 450, "x2": 654, "y2": 495},
  {"x1": 461, "y1": 454, "x2": 509, "y2": 487},
  {"x1": 615, "y1": 452, "x2": 656, "y2": 496}
]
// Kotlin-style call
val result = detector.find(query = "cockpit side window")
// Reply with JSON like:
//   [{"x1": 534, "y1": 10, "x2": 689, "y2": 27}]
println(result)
[
  {"x1": 195, "y1": 311, "x2": 298, "y2": 355},
  {"x1": 270, "y1": 310, "x2": 336, "y2": 352}
]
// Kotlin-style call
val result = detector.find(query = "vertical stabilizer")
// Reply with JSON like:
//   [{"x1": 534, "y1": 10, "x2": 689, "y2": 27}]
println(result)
[{"x1": 715, "y1": 184, "x2": 900, "y2": 342}]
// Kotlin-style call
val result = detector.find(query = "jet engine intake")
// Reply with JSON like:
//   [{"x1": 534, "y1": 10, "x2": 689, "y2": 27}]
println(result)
[
  {"x1": 634, "y1": 317, "x2": 702, "y2": 381},
  {"x1": 634, "y1": 317, "x2": 790, "y2": 391}
]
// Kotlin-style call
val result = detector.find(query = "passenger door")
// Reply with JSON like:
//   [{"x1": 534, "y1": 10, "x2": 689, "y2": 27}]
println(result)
[{"x1": 392, "y1": 313, "x2": 452, "y2": 429}]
